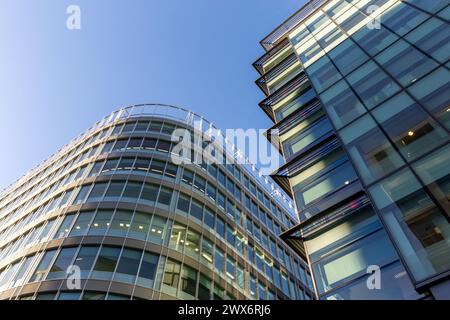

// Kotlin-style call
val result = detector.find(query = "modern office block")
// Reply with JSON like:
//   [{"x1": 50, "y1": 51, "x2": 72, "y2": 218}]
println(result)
[
  {"x1": 0, "y1": 104, "x2": 314, "y2": 300},
  {"x1": 254, "y1": 0, "x2": 450, "y2": 300}
]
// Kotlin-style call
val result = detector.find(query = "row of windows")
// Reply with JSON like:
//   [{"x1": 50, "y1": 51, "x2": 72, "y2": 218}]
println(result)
[
  {"x1": 0, "y1": 136, "x2": 295, "y2": 249},
  {"x1": 0, "y1": 178, "x2": 313, "y2": 294},
  {"x1": 0, "y1": 240, "x2": 313, "y2": 300},
  {"x1": 0, "y1": 118, "x2": 295, "y2": 225},
  {"x1": 295, "y1": 0, "x2": 450, "y2": 286},
  {"x1": 0, "y1": 130, "x2": 296, "y2": 237}
]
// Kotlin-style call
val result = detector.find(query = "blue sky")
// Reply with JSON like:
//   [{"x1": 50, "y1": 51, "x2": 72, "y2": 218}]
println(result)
[{"x1": 0, "y1": 0, "x2": 305, "y2": 190}]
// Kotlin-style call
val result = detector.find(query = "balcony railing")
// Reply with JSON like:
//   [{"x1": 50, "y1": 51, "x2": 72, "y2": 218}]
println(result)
[{"x1": 260, "y1": 0, "x2": 327, "y2": 51}]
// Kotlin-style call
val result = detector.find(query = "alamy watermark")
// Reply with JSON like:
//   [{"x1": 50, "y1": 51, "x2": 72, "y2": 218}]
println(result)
[{"x1": 66, "y1": 5, "x2": 81, "y2": 30}]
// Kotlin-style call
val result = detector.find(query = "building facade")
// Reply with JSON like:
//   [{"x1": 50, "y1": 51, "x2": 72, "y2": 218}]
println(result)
[
  {"x1": 254, "y1": 0, "x2": 450, "y2": 300},
  {"x1": 0, "y1": 104, "x2": 314, "y2": 300}
]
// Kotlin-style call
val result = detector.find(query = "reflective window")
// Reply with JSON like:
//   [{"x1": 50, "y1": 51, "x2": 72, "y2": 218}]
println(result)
[
  {"x1": 408, "y1": 67, "x2": 450, "y2": 130},
  {"x1": 306, "y1": 55, "x2": 342, "y2": 93},
  {"x1": 372, "y1": 93, "x2": 449, "y2": 161},
  {"x1": 92, "y1": 246, "x2": 121, "y2": 280},
  {"x1": 341, "y1": 114, "x2": 405, "y2": 184},
  {"x1": 352, "y1": 25, "x2": 398, "y2": 56},
  {"x1": 347, "y1": 61, "x2": 400, "y2": 109},
  {"x1": 381, "y1": 1, "x2": 429, "y2": 36},
  {"x1": 328, "y1": 38, "x2": 369, "y2": 76},
  {"x1": 47, "y1": 247, "x2": 77, "y2": 280},
  {"x1": 375, "y1": 39, "x2": 438, "y2": 86},
  {"x1": 113, "y1": 248, "x2": 142, "y2": 284},
  {"x1": 137, "y1": 252, "x2": 158, "y2": 288},
  {"x1": 369, "y1": 169, "x2": 450, "y2": 281},
  {"x1": 405, "y1": 17, "x2": 450, "y2": 63},
  {"x1": 320, "y1": 79, "x2": 366, "y2": 129}
]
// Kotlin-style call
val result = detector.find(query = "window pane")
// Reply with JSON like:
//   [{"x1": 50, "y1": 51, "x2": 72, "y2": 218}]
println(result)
[
  {"x1": 381, "y1": 1, "x2": 429, "y2": 36},
  {"x1": 407, "y1": 67, "x2": 450, "y2": 130},
  {"x1": 92, "y1": 247, "x2": 121, "y2": 280},
  {"x1": 347, "y1": 61, "x2": 400, "y2": 109},
  {"x1": 369, "y1": 169, "x2": 450, "y2": 281},
  {"x1": 413, "y1": 145, "x2": 450, "y2": 215},
  {"x1": 73, "y1": 246, "x2": 99, "y2": 278},
  {"x1": 69, "y1": 211, "x2": 95, "y2": 237},
  {"x1": 375, "y1": 39, "x2": 438, "y2": 86},
  {"x1": 128, "y1": 211, "x2": 151, "y2": 240},
  {"x1": 88, "y1": 210, "x2": 113, "y2": 236},
  {"x1": 352, "y1": 25, "x2": 398, "y2": 56},
  {"x1": 341, "y1": 115, "x2": 405, "y2": 184},
  {"x1": 328, "y1": 38, "x2": 368, "y2": 76},
  {"x1": 405, "y1": 17, "x2": 450, "y2": 63},
  {"x1": 107, "y1": 210, "x2": 132, "y2": 237},
  {"x1": 305, "y1": 55, "x2": 342, "y2": 93},
  {"x1": 320, "y1": 79, "x2": 366, "y2": 129},
  {"x1": 114, "y1": 248, "x2": 142, "y2": 284},
  {"x1": 137, "y1": 252, "x2": 158, "y2": 288},
  {"x1": 47, "y1": 248, "x2": 77, "y2": 280},
  {"x1": 372, "y1": 93, "x2": 449, "y2": 161}
]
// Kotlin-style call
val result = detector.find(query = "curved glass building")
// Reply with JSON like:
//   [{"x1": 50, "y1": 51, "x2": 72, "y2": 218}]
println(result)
[{"x1": 0, "y1": 104, "x2": 314, "y2": 300}]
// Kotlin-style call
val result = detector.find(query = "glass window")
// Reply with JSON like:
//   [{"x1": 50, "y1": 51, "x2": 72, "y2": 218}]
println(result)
[
  {"x1": 128, "y1": 211, "x2": 151, "y2": 240},
  {"x1": 216, "y1": 217, "x2": 225, "y2": 239},
  {"x1": 69, "y1": 211, "x2": 95, "y2": 237},
  {"x1": 413, "y1": 145, "x2": 450, "y2": 215},
  {"x1": 226, "y1": 257, "x2": 235, "y2": 280},
  {"x1": 148, "y1": 216, "x2": 166, "y2": 245},
  {"x1": 341, "y1": 114, "x2": 405, "y2": 184},
  {"x1": 328, "y1": 38, "x2": 369, "y2": 75},
  {"x1": 190, "y1": 199, "x2": 204, "y2": 221},
  {"x1": 198, "y1": 274, "x2": 212, "y2": 300},
  {"x1": 306, "y1": 55, "x2": 342, "y2": 93},
  {"x1": 177, "y1": 193, "x2": 190, "y2": 214},
  {"x1": 283, "y1": 117, "x2": 333, "y2": 158},
  {"x1": 204, "y1": 207, "x2": 215, "y2": 229},
  {"x1": 201, "y1": 237, "x2": 214, "y2": 266},
  {"x1": 114, "y1": 248, "x2": 142, "y2": 284},
  {"x1": 403, "y1": 0, "x2": 448, "y2": 13},
  {"x1": 405, "y1": 17, "x2": 450, "y2": 63},
  {"x1": 274, "y1": 88, "x2": 316, "y2": 122},
  {"x1": 352, "y1": 25, "x2": 398, "y2": 56},
  {"x1": 185, "y1": 228, "x2": 201, "y2": 259},
  {"x1": 369, "y1": 168, "x2": 450, "y2": 281},
  {"x1": 324, "y1": 261, "x2": 421, "y2": 300},
  {"x1": 47, "y1": 247, "x2": 77, "y2": 280},
  {"x1": 180, "y1": 265, "x2": 197, "y2": 298},
  {"x1": 214, "y1": 248, "x2": 225, "y2": 273},
  {"x1": 107, "y1": 210, "x2": 132, "y2": 237},
  {"x1": 104, "y1": 181, "x2": 124, "y2": 200},
  {"x1": 29, "y1": 250, "x2": 57, "y2": 282},
  {"x1": 88, "y1": 210, "x2": 113, "y2": 236},
  {"x1": 347, "y1": 61, "x2": 400, "y2": 109},
  {"x1": 73, "y1": 246, "x2": 99, "y2": 278},
  {"x1": 169, "y1": 223, "x2": 187, "y2": 252},
  {"x1": 158, "y1": 187, "x2": 172, "y2": 206},
  {"x1": 375, "y1": 39, "x2": 438, "y2": 86},
  {"x1": 122, "y1": 182, "x2": 142, "y2": 199},
  {"x1": 92, "y1": 246, "x2": 121, "y2": 280},
  {"x1": 372, "y1": 93, "x2": 449, "y2": 161},
  {"x1": 137, "y1": 252, "x2": 158, "y2": 288},
  {"x1": 163, "y1": 259, "x2": 181, "y2": 296},
  {"x1": 381, "y1": 1, "x2": 429, "y2": 36},
  {"x1": 141, "y1": 183, "x2": 158, "y2": 203},
  {"x1": 54, "y1": 214, "x2": 76, "y2": 239},
  {"x1": 407, "y1": 67, "x2": 450, "y2": 130},
  {"x1": 320, "y1": 79, "x2": 366, "y2": 129}
]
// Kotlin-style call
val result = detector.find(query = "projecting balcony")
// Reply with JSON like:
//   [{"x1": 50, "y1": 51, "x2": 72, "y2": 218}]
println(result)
[
  {"x1": 258, "y1": 73, "x2": 310, "y2": 122},
  {"x1": 253, "y1": 37, "x2": 291, "y2": 75},
  {"x1": 255, "y1": 53, "x2": 302, "y2": 96}
]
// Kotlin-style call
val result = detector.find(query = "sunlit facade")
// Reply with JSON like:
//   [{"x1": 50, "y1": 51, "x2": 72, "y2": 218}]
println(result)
[
  {"x1": 254, "y1": 0, "x2": 450, "y2": 300},
  {"x1": 0, "y1": 104, "x2": 314, "y2": 300}
]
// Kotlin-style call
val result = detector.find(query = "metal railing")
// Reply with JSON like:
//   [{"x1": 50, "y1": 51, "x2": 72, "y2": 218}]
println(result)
[
  {"x1": 0, "y1": 104, "x2": 296, "y2": 216},
  {"x1": 260, "y1": 0, "x2": 327, "y2": 51}
]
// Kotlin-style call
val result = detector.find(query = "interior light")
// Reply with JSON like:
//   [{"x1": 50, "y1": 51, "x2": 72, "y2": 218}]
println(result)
[{"x1": 408, "y1": 131, "x2": 414, "y2": 137}]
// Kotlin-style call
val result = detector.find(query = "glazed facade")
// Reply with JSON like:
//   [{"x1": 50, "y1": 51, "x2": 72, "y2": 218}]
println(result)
[
  {"x1": 0, "y1": 105, "x2": 314, "y2": 300},
  {"x1": 254, "y1": 0, "x2": 450, "y2": 300}
]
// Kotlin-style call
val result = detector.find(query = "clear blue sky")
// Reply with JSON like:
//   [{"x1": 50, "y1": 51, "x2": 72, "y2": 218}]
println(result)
[{"x1": 0, "y1": 0, "x2": 305, "y2": 190}]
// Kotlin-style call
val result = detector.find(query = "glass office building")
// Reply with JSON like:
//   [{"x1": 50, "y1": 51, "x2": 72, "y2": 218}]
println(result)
[
  {"x1": 254, "y1": 0, "x2": 450, "y2": 300},
  {"x1": 0, "y1": 104, "x2": 314, "y2": 300}
]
